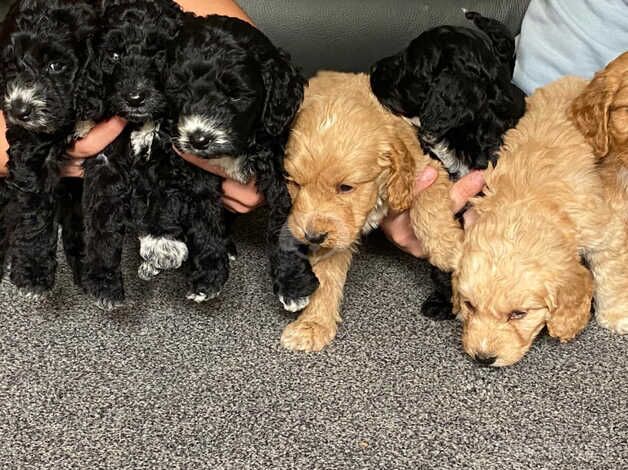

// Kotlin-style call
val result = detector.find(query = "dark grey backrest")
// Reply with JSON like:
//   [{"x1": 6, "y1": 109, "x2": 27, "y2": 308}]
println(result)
[
  {"x1": 239, "y1": 0, "x2": 531, "y2": 76},
  {"x1": 0, "y1": 0, "x2": 531, "y2": 76}
]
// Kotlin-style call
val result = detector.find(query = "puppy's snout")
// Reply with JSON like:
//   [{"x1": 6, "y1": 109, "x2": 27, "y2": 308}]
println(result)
[
  {"x1": 10, "y1": 99, "x2": 33, "y2": 122},
  {"x1": 126, "y1": 91, "x2": 147, "y2": 108},
  {"x1": 305, "y1": 231, "x2": 328, "y2": 245},
  {"x1": 189, "y1": 130, "x2": 211, "y2": 151},
  {"x1": 474, "y1": 353, "x2": 497, "y2": 367}
]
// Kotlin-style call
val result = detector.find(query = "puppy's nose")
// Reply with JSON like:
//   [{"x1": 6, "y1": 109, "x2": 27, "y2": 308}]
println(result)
[
  {"x1": 126, "y1": 91, "x2": 147, "y2": 107},
  {"x1": 305, "y1": 231, "x2": 328, "y2": 245},
  {"x1": 474, "y1": 353, "x2": 497, "y2": 367},
  {"x1": 11, "y1": 100, "x2": 32, "y2": 122},
  {"x1": 189, "y1": 130, "x2": 211, "y2": 150}
]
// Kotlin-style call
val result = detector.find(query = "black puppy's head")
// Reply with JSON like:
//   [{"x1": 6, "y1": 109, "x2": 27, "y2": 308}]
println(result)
[
  {"x1": 0, "y1": 0, "x2": 99, "y2": 133},
  {"x1": 167, "y1": 16, "x2": 305, "y2": 158},
  {"x1": 96, "y1": 0, "x2": 182, "y2": 123}
]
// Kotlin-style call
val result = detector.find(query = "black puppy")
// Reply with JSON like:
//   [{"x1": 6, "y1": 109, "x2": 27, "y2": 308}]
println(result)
[
  {"x1": 370, "y1": 11, "x2": 526, "y2": 319},
  {"x1": 0, "y1": 0, "x2": 99, "y2": 295},
  {"x1": 79, "y1": 0, "x2": 184, "y2": 309},
  {"x1": 140, "y1": 13, "x2": 318, "y2": 309}
]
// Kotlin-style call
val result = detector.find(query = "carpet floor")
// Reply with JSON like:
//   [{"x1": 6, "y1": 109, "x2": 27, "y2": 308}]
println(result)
[{"x1": 0, "y1": 211, "x2": 626, "y2": 469}]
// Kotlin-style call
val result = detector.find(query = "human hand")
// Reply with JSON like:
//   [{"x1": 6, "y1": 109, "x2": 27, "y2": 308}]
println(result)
[
  {"x1": 175, "y1": 148, "x2": 266, "y2": 213},
  {"x1": 0, "y1": 111, "x2": 127, "y2": 178},
  {"x1": 380, "y1": 168, "x2": 485, "y2": 257}
]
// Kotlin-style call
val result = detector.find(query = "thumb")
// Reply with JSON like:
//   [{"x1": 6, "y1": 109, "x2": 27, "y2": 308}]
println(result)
[
  {"x1": 414, "y1": 166, "x2": 438, "y2": 194},
  {"x1": 450, "y1": 170, "x2": 485, "y2": 213}
]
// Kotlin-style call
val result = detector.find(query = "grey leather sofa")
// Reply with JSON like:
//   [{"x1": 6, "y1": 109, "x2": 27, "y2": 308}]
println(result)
[{"x1": 1, "y1": 1, "x2": 531, "y2": 76}]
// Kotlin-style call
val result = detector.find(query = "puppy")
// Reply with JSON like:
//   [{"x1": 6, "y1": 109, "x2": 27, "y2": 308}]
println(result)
[
  {"x1": 370, "y1": 11, "x2": 526, "y2": 320},
  {"x1": 79, "y1": 0, "x2": 184, "y2": 309},
  {"x1": 149, "y1": 13, "x2": 318, "y2": 307},
  {"x1": 282, "y1": 71, "x2": 457, "y2": 351},
  {"x1": 455, "y1": 76, "x2": 628, "y2": 367},
  {"x1": 0, "y1": 0, "x2": 100, "y2": 295}
]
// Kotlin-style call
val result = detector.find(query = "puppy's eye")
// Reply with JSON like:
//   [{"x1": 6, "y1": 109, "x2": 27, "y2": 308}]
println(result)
[
  {"x1": 463, "y1": 300, "x2": 476, "y2": 313},
  {"x1": 48, "y1": 62, "x2": 65, "y2": 73},
  {"x1": 337, "y1": 184, "x2": 354, "y2": 194},
  {"x1": 508, "y1": 310, "x2": 527, "y2": 321},
  {"x1": 110, "y1": 52, "x2": 121, "y2": 62}
]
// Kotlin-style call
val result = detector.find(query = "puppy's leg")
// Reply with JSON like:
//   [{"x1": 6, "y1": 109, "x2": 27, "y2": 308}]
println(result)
[
  {"x1": 256, "y1": 160, "x2": 319, "y2": 310},
  {"x1": 586, "y1": 219, "x2": 628, "y2": 334},
  {"x1": 0, "y1": 178, "x2": 11, "y2": 279},
  {"x1": 410, "y1": 165, "x2": 464, "y2": 272},
  {"x1": 421, "y1": 267, "x2": 456, "y2": 320},
  {"x1": 183, "y1": 173, "x2": 229, "y2": 302},
  {"x1": 9, "y1": 190, "x2": 58, "y2": 297},
  {"x1": 56, "y1": 178, "x2": 85, "y2": 288},
  {"x1": 82, "y1": 155, "x2": 129, "y2": 310},
  {"x1": 281, "y1": 248, "x2": 352, "y2": 352}
]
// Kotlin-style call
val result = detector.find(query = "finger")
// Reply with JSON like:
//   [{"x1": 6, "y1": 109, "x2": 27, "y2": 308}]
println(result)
[
  {"x1": 222, "y1": 196, "x2": 253, "y2": 214},
  {"x1": 450, "y1": 170, "x2": 485, "y2": 213},
  {"x1": 67, "y1": 117, "x2": 127, "y2": 158},
  {"x1": 60, "y1": 159, "x2": 85, "y2": 177},
  {"x1": 414, "y1": 166, "x2": 438, "y2": 194},
  {"x1": 222, "y1": 179, "x2": 264, "y2": 208},
  {"x1": 173, "y1": 146, "x2": 235, "y2": 179}
]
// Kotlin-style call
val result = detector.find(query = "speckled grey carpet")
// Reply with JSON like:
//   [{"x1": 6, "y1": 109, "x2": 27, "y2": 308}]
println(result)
[{"x1": 0, "y1": 211, "x2": 626, "y2": 469}]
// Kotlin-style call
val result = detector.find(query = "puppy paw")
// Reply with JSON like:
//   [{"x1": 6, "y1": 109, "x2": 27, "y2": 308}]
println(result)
[
  {"x1": 95, "y1": 297, "x2": 124, "y2": 312},
  {"x1": 421, "y1": 292, "x2": 456, "y2": 321},
  {"x1": 227, "y1": 240, "x2": 237, "y2": 262},
  {"x1": 280, "y1": 320, "x2": 336, "y2": 352},
  {"x1": 16, "y1": 287, "x2": 46, "y2": 301},
  {"x1": 139, "y1": 235, "x2": 188, "y2": 271},
  {"x1": 137, "y1": 262, "x2": 160, "y2": 281},
  {"x1": 186, "y1": 290, "x2": 221, "y2": 303},
  {"x1": 275, "y1": 268, "x2": 319, "y2": 305},
  {"x1": 597, "y1": 311, "x2": 628, "y2": 334},
  {"x1": 279, "y1": 295, "x2": 310, "y2": 312}
]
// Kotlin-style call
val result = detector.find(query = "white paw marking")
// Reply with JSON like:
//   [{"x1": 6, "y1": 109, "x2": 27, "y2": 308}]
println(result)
[
  {"x1": 137, "y1": 262, "x2": 160, "y2": 281},
  {"x1": 95, "y1": 298, "x2": 123, "y2": 311},
  {"x1": 186, "y1": 290, "x2": 221, "y2": 303},
  {"x1": 139, "y1": 235, "x2": 188, "y2": 270},
  {"x1": 17, "y1": 288, "x2": 43, "y2": 300},
  {"x1": 228, "y1": 254, "x2": 237, "y2": 262},
  {"x1": 279, "y1": 296, "x2": 310, "y2": 312}
]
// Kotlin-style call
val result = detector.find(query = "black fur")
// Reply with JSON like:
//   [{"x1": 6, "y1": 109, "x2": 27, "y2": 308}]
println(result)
[
  {"x1": 79, "y1": 0, "x2": 184, "y2": 309},
  {"x1": 154, "y1": 14, "x2": 318, "y2": 306},
  {"x1": 370, "y1": 11, "x2": 526, "y2": 320},
  {"x1": 0, "y1": 0, "x2": 100, "y2": 295}
]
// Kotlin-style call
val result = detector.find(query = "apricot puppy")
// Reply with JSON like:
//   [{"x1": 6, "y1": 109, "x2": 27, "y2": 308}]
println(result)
[
  {"x1": 455, "y1": 76, "x2": 628, "y2": 367},
  {"x1": 281, "y1": 71, "x2": 459, "y2": 351}
]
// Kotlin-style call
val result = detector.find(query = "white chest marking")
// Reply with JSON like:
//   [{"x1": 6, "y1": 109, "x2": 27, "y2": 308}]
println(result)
[
  {"x1": 73, "y1": 120, "x2": 96, "y2": 140},
  {"x1": 429, "y1": 140, "x2": 470, "y2": 179},
  {"x1": 131, "y1": 121, "x2": 159, "y2": 158},
  {"x1": 209, "y1": 155, "x2": 249, "y2": 184},
  {"x1": 362, "y1": 196, "x2": 389, "y2": 234}
]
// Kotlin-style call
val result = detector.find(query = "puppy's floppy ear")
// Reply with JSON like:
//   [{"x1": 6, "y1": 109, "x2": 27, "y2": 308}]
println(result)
[
  {"x1": 370, "y1": 53, "x2": 408, "y2": 114},
  {"x1": 379, "y1": 130, "x2": 417, "y2": 212},
  {"x1": 571, "y1": 69, "x2": 619, "y2": 157},
  {"x1": 544, "y1": 261, "x2": 593, "y2": 342},
  {"x1": 260, "y1": 47, "x2": 306, "y2": 137}
]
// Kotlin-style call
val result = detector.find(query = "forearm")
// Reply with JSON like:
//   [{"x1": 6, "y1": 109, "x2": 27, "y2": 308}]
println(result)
[
  {"x1": 175, "y1": 0, "x2": 254, "y2": 24},
  {"x1": 1, "y1": 112, "x2": 8, "y2": 177}
]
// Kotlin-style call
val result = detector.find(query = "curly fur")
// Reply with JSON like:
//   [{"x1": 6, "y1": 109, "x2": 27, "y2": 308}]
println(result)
[
  {"x1": 370, "y1": 11, "x2": 526, "y2": 320},
  {"x1": 77, "y1": 0, "x2": 185, "y2": 309},
  {"x1": 282, "y1": 72, "x2": 456, "y2": 351},
  {"x1": 0, "y1": 0, "x2": 100, "y2": 295},
  {"x1": 455, "y1": 77, "x2": 628, "y2": 367},
  {"x1": 153, "y1": 13, "x2": 318, "y2": 306}
]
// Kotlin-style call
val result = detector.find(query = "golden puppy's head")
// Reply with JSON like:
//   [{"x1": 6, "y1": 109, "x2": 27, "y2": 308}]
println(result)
[
  {"x1": 284, "y1": 72, "x2": 417, "y2": 250},
  {"x1": 571, "y1": 51, "x2": 628, "y2": 157},
  {"x1": 455, "y1": 204, "x2": 593, "y2": 367}
]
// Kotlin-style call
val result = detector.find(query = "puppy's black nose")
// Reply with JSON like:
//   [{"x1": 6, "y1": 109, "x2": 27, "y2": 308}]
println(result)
[
  {"x1": 474, "y1": 353, "x2": 497, "y2": 367},
  {"x1": 305, "y1": 232, "x2": 328, "y2": 245},
  {"x1": 189, "y1": 131, "x2": 211, "y2": 150},
  {"x1": 126, "y1": 91, "x2": 146, "y2": 107},
  {"x1": 11, "y1": 100, "x2": 32, "y2": 122}
]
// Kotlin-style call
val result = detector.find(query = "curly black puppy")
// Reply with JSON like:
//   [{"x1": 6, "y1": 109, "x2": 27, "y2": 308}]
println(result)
[
  {"x1": 79, "y1": 0, "x2": 184, "y2": 309},
  {"x1": 370, "y1": 11, "x2": 526, "y2": 320},
  {"x1": 0, "y1": 0, "x2": 100, "y2": 295},
  {"x1": 142, "y1": 13, "x2": 318, "y2": 309}
]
